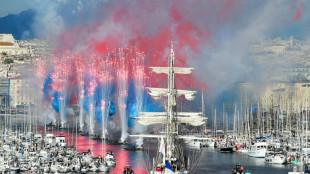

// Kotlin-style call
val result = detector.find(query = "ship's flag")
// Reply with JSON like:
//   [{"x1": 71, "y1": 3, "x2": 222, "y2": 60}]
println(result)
[
  {"x1": 159, "y1": 136, "x2": 165, "y2": 164},
  {"x1": 165, "y1": 160, "x2": 175, "y2": 174}
]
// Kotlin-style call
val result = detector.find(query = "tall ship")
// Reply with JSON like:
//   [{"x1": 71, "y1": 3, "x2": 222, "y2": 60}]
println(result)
[{"x1": 131, "y1": 43, "x2": 206, "y2": 173}]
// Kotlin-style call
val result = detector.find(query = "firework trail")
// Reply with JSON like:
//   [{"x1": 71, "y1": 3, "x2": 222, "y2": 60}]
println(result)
[
  {"x1": 86, "y1": 55, "x2": 99, "y2": 135},
  {"x1": 97, "y1": 58, "x2": 113, "y2": 138},
  {"x1": 50, "y1": 52, "x2": 73, "y2": 127},
  {"x1": 116, "y1": 49, "x2": 129, "y2": 142},
  {"x1": 75, "y1": 56, "x2": 86, "y2": 131}
]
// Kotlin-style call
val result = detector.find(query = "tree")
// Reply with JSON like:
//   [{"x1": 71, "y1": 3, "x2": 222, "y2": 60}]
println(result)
[
  {"x1": 1, "y1": 52, "x2": 7, "y2": 56},
  {"x1": 3, "y1": 59, "x2": 13, "y2": 64}
]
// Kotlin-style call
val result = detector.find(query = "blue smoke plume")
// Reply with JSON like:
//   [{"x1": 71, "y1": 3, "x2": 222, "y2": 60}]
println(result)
[{"x1": 127, "y1": 82, "x2": 163, "y2": 128}]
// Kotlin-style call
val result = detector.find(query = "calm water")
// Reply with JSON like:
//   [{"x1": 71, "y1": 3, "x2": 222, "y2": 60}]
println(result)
[
  {"x1": 196, "y1": 148, "x2": 291, "y2": 174},
  {"x1": 53, "y1": 131, "x2": 292, "y2": 174}
]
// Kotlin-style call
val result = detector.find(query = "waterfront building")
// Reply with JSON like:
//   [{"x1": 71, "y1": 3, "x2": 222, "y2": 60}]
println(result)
[
  {"x1": 9, "y1": 78, "x2": 38, "y2": 107},
  {"x1": 0, "y1": 78, "x2": 9, "y2": 106},
  {"x1": 0, "y1": 34, "x2": 30, "y2": 56}
]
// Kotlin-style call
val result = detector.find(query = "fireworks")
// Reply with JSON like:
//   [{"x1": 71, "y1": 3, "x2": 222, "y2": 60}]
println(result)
[{"x1": 37, "y1": 46, "x2": 148, "y2": 138}]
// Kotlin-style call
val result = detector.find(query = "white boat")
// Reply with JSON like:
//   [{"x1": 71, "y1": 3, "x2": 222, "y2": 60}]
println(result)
[
  {"x1": 45, "y1": 133, "x2": 55, "y2": 145},
  {"x1": 34, "y1": 133, "x2": 42, "y2": 142},
  {"x1": 265, "y1": 152, "x2": 286, "y2": 164},
  {"x1": 203, "y1": 138, "x2": 215, "y2": 147},
  {"x1": 105, "y1": 151, "x2": 116, "y2": 167},
  {"x1": 28, "y1": 151, "x2": 37, "y2": 161},
  {"x1": 238, "y1": 148, "x2": 249, "y2": 153},
  {"x1": 185, "y1": 137, "x2": 215, "y2": 148},
  {"x1": 248, "y1": 142, "x2": 268, "y2": 158},
  {"x1": 187, "y1": 139, "x2": 202, "y2": 148},
  {"x1": 0, "y1": 161, "x2": 9, "y2": 172},
  {"x1": 56, "y1": 136, "x2": 67, "y2": 147}
]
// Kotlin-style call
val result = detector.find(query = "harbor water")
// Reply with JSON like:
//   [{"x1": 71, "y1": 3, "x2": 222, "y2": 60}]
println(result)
[{"x1": 56, "y1": 131, "x2": 292, "y2": 174}]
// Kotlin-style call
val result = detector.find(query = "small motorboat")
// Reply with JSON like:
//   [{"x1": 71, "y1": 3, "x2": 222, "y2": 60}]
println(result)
[
  {"x1": 107, "y1": 139, "x2": 126, "y2": 145},
  {"x1": 122, "y1": 165, "x2": 134, "y2": 174},
  {"x1": 232, "y1": 165, "x2": 251, "y2": 174},
  {"x1": 123, "y1": 144, "x2": 144, "y2": 151},
  {"x1": 80, "y1": 131, "x2": 88, "y2": 136},
  {"x1": 220, "y1": 144, "x2": 234, "y2": 153},
  {"x1": 105, "y1": 151, "x2": 116, "y2": 167},
  {"x1": 89, "y1": 133, "x2": 100, "y2": 140},
  {"x1": 265, "y1": 152, "x2": 286, "y2": 164},
  {"x1": 46, "y1": 122, "x2": 56, "y2": 127}
]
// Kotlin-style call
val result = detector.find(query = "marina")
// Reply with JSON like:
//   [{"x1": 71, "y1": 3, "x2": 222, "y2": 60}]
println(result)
[{"x1": 0, "y1": 126, "x2": 296, "y2": 173}]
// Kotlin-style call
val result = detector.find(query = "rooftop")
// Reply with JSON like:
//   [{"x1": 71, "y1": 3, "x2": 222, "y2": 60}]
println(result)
[{"x1": 0, "y1": 42, "x2": 13, "y2": 46}]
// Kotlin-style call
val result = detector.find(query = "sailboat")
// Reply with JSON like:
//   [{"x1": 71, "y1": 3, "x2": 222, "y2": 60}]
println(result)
[{"x1": 131, "y1": 43, "x2": 206, "y2": 173}]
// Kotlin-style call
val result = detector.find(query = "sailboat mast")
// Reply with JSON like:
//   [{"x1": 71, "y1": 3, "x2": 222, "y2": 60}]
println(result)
[
  {"x1": 215, "y1": 108, "x2": 217, "y2": 137},
  {"x1": 202, "y1": 90, "x2": 206, "y2": 134},
  {"x1": 233, "y1": 103, "x2": 236, "y2": 139},
  {"x1": 1, "y1": 119, "x2": 3, "y2": 151},
  {"x1": 166, "y1": 42, "x2": 176, "y2": 162}
]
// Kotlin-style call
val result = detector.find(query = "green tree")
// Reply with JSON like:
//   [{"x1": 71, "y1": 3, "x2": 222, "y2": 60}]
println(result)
[
  {"x1": 1, "y1": 52, "x2": 7, "y2": 56},
  {"x1": 3, "y1": 59, "x2": 13, "y2": 64}
]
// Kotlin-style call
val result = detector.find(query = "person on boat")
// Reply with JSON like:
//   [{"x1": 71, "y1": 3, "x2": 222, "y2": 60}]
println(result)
[
  {"x1": 123, "y1": 166, "x2": 134, "y2": 174},
  {"x1": 156, "y1": 166, "x2": 162, "y2": 171},
  {"x1": 305, "y1": 164, "x2": 310, "y2": 174},
  {"x1": 123, "y1": 167, "x2": 128, "y2": 174},
  {"x1": 129, "y1": 167, "x2": 134, "y2": 174}
]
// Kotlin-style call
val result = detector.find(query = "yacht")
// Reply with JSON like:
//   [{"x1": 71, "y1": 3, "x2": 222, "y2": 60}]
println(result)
[
  {"x1": 248, "y1": 142, "x2": 268, "y2": 158},
  {"x1": 56, "y1": 135, "x2": 67, "y2": 147},
  {"x1": 265, "y1": 152, "x2": 286, "y2": 164},
  {"x1": 105, "y1": 150, "x2": 116, "y2": 166}
]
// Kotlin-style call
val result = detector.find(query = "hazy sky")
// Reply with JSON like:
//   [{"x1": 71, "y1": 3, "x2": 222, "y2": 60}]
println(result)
[
  {"x1": 0, "y1": 0, "x2": 34, "y2": 17},
  {"x1": 1, "y1": 0, "x2": 309, "y2": 101}
]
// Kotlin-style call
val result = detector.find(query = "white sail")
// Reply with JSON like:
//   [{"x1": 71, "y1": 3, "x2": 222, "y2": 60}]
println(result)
[
  {"x1": 147, "y1": 87, "x2": 197, "y2": 100},
  {"x1": 136, "y1": 112, "x2": 205, "y2": 126},
  {"x1": 150, "y1": 67, "x2": 194, "y2": 74},
  {"x1": 130, "y1": 43, "x2": 207, "y2": 172},
  {"x1": 177, "y1": 136, "x2": 211, "y2": 140},
  {"x1": 139, "y1": 112, "x2": 203, "y2": 117},
  {"x1": 130, "y1": 134, "x2": 163, "y2": 138}
]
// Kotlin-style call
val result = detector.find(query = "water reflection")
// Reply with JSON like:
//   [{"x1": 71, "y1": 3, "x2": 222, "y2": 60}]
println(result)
[
  {"x1": 54, "y1": 131, "x2": 148, "y2": 173},
  {"x1": 197, "y1": 148, "x2": 291, "y2": 174},
  {"x1": 52, "y1": 130, "x2": 292, "y2": 174}
]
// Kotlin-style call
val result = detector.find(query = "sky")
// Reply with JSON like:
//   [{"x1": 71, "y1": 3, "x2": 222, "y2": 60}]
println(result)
[
  {"x1": 1, "y1": 0, "x2": 308, "y2": 39},
  {"x1": 1, "y1": 0, "x2": 310, "y2": 130},
  {"x1": 2, "y1": 0, "x2": 310, "y2": 111},
  {"x1": 0, "y1": 0, "x2": 34, "y2": 17}
]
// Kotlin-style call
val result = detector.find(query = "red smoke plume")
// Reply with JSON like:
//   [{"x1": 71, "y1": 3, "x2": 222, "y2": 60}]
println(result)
[{"x1": 52, "y1": 1, "x2": 252, "y2": 90}]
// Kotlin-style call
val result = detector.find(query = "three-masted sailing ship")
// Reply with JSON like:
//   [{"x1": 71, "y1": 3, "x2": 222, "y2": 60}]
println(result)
[{"x1": 131, "y1": 43, "x2": 206, "y2": 173}]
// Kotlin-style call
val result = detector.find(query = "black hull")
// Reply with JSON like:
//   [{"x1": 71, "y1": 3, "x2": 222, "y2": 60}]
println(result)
[
  {"x1": 107, "y1": 139, "x2": 126, "y2": 145},
  {"x1": 123, "y1": 144, "x2": 143, "y2": 151},
  {"x1": 46, "y1": 122, "x2": 56, "y2": 127},
  {"x1": 90, "y1": 136, "x2": 100, "y2": 140},
  {"x1": 220, "y1": 147, "x2": 234, "y2": 153},
  {"x1": 80, "y1": 132, "x2": 88, "y2": 136}
]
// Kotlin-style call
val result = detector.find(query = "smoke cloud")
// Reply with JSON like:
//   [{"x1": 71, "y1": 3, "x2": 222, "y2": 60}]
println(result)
[{"x1": 25, "y1": 0, "x2": 310, "y2": 128}]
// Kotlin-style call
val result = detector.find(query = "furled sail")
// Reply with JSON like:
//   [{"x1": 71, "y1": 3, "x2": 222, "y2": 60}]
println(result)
[
  {"x1": 147, "y1": 87, "x2": 197, "y2": 101},
  {"x1": 136, "y1": 112, "x2": 205, "y2": 126},
  {"x1": 150, "y1": 67, "x2": 194, "y2": 75}
]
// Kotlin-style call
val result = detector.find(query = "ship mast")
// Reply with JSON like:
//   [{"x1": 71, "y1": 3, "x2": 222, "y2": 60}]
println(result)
[
  {"x1": 167, "y1": 42, "x2": 176, "y2": 161},
  {"x1": 130, "y1": 42, "x2": 207, "y2": 169}
]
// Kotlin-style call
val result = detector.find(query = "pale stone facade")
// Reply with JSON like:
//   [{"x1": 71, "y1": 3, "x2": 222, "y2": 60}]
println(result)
[
  {"x1": 9, "y1": 78, "x2": 38, "y2": 107},
  {"x1": 0, "y1": 34, "x2": 30, "y2": 56},
  {"x1": 239, "y1": 82, "x2": 310, "y2": 112}
]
